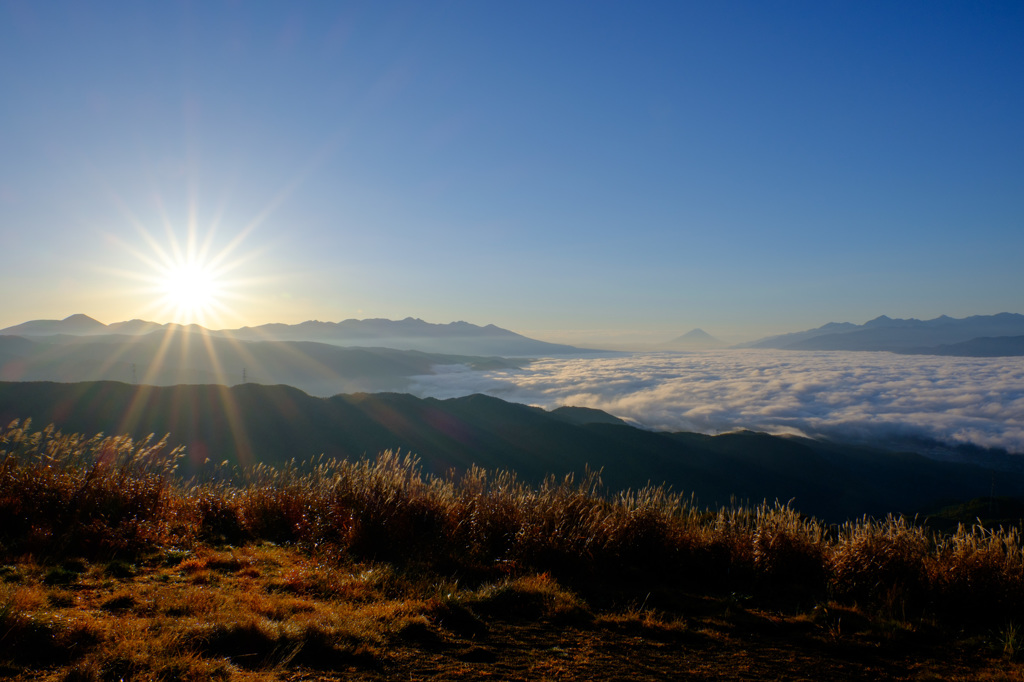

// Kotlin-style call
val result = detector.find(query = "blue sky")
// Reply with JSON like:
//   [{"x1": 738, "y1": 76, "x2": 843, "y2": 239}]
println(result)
[{"x1": 2, "y1": 1, "x2": 1022, "y2": 346}]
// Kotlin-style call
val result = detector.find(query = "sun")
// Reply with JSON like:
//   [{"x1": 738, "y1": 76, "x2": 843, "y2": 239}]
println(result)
[
  {"x1": 158, "y1": 260, "x2": 224, "y2": 321},
  {"x1": 106, "y1": 222, "x2": 252, "y2": 328}
]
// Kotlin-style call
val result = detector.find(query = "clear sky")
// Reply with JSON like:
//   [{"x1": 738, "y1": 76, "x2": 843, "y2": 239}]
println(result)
[{"x1": 2, "y1": 1, "x2": 1022, "y2": 346}]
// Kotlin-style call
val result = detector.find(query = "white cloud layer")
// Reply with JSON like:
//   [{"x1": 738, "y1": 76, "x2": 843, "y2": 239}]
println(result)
[{"x1": 410, "y1": 351, "x2": 1024, "y2": 453}]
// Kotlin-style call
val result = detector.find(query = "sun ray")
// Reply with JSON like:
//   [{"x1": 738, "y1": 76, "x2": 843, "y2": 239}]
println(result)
[{"x1": 139, "y1": 324, "x2": 181, "y2": 386}]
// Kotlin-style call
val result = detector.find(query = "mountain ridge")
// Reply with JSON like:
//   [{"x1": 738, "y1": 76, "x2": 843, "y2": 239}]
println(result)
[
  {"x1": 740, "y1": 313, "x2": 1024, "y2": 355},
  {"x1": 0, "y1": 379, "x2": 1018, "y2": 523},
  {"x1": 0, "y1": 314, "x2": 597, "y2": 357}
]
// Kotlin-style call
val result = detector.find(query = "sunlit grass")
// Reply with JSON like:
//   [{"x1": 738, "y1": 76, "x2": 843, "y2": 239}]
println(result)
[{"x1": 3, "y1": 418, "x2": 1024, "y2": 677}]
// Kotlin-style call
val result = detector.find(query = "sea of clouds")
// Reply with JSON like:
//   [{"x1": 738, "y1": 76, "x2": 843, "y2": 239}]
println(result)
[{"x1": 409, "y1": 350, "x2": 1024, "y2": 453}]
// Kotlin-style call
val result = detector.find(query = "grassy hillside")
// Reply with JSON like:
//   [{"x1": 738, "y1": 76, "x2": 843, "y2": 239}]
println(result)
[
  {"x1": 0, "y1": 380, "x2": 1018, "y2": 522},
  {"x1": 1, "y1": 419, "x2": 1023, "y2": 680}
]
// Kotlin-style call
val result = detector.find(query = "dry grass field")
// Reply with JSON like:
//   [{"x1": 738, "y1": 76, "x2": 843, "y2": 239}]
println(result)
[{"x1": 3, "y1": 419, "x2": 1024, "y2": 680}]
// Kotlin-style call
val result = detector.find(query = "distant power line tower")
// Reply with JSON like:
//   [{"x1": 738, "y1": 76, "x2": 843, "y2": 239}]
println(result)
[{"x1": 243, "y1": 367, "x2": 247, "y2": 384}]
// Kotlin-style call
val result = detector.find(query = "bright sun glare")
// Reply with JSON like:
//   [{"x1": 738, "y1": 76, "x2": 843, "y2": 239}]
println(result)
[
  {"x1": 158, "y1": 261, "x2": 223, "y2": 321},
  {"x1": 108, "y1": 218, "x2": 257, "y2": 328}
]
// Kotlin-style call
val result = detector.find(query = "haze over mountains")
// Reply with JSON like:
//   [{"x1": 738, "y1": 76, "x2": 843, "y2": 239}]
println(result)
[
  {"x1": 0, "y1": 332, "x2": 520, "y2": 397},
  {"x1": 0, "y1": 314, "x2": 594, "y2": 357},
  {"x1": 6, "y1": 312, "x2": 1024, "y2": 357},
  {"x1": 741, "y1": 313, "x2": 1024, "y2": 356},
  {"x1": 0, "y1": 314, "x2": 600, "y2": 395}
]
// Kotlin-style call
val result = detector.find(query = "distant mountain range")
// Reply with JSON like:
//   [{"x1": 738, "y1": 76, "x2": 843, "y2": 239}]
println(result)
[
  {"x1": 0, "y1": 330, "x2": 521, "y2": 397},
  {"x1": 0, "y1": 314, "x2": 597, "y2": 357},
  {"x1": 1, "y1": 380, "x2": 1018, "y2": 523},
  {"x1": 741, "y1": 313, "x2": 1024, "y2": 356}
]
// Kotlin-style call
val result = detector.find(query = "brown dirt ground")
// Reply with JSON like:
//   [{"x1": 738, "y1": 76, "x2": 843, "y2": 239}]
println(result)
[{"x1": 4, "y1": 544, "x2": 1023, "y2": 681}]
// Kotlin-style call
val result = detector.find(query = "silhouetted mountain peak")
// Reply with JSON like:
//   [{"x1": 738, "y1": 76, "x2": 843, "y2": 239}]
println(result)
[
  {"x1": 0, "y1": 314, "x2": 109, "y2": 337},
  {"x1": 63, "y1": 314, "x2": 102, "y2": 326},
  {"x1": 664, "y1": 328, "x2": 726, "y2": 350}
]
